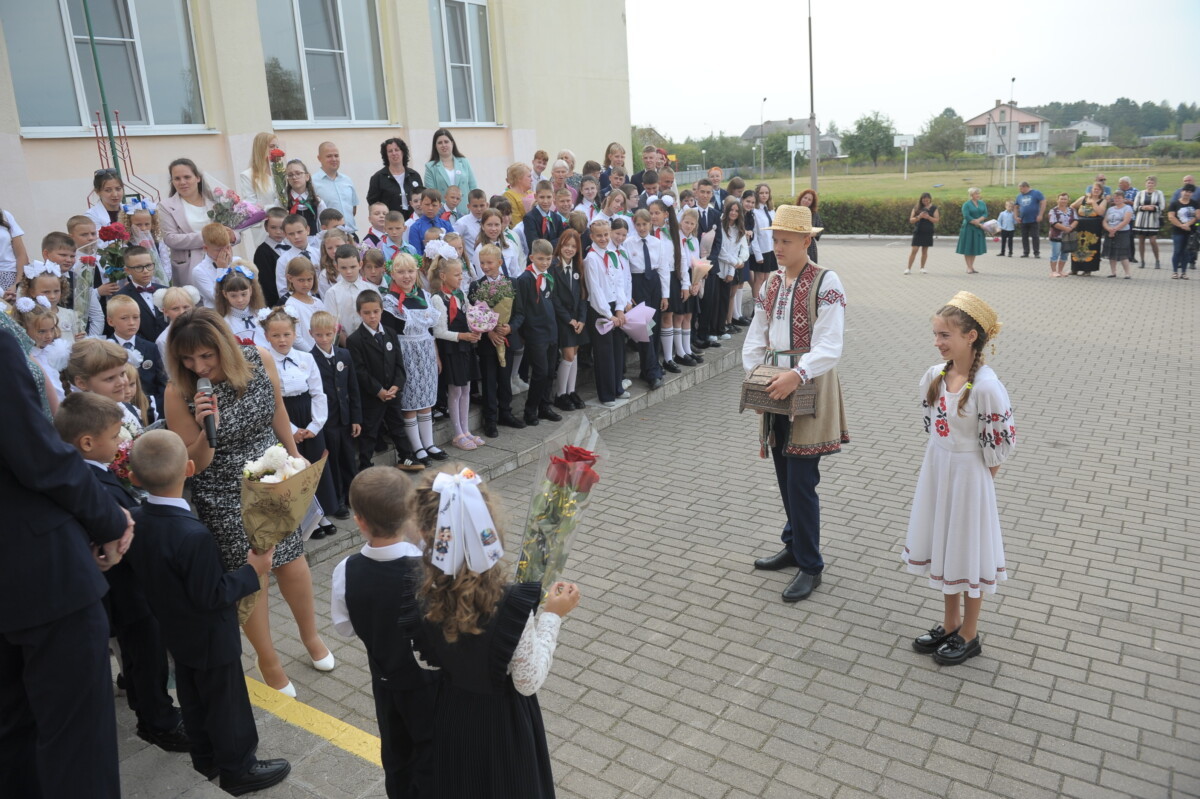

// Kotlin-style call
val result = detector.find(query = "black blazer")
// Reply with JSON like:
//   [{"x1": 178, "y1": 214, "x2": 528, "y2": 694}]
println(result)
[
  {"x1": 549, "y1": 259, "x2": 587, "y2": 329},
  {"x1": 698, "y1": 204, "x2": 724, "y2": 270},
  {"x1": 109, "y1": 334, "x2": 168, "y2": 423},
  {"x1": 253, "y1": 241, "x2": 287, "y2": 307},
  {"x1": 125, "y1": 502, "x2": 260, "y2": 669},
  {"x1": 0, "y1": 331, "x2": 127, "y2": 632},
  {"x1": 508, "y1": 269, "x2": 557, "y2": 342},
  {"x1": 522, "y1": 207, "x2": 563, "y2": 252},
  {"x1": 347, "y1": 323, "x2": 407, "y2": 400},
  {"x1": 366, "y1": 167, "x2": 424, "y2": 220},
  {"x1": 115, "y1": 282, "x2": 169, "y2": 340},
  {"x1": 89, "y1": 464, "x2": 154, "y2": 625},
  {"x1": 314, "y1": 345, "x2": 362, "y2": 428}
]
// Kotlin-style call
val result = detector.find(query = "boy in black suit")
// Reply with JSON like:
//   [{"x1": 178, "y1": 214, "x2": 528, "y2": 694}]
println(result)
[
  {"x1": 331, "y1": 467, "x2": 436, "y2": 798},
  {"x1": 347, "y1": 290, "x2": 424, "y2": 473},
  {"x1": 115, "y1": 245, "x2": 168, "y2": 340},
  {"x1": 125, "y1": 430, "x2": 291, "y2": 795},
  {"x1": 508, "y1": 239, "x2": 561, "y2": 426},
  {"x1": 53, "y1": 392, "x2": 188, "y2": 753},
  {"x1": 693, "y1": 178, "x2": 726, "y2": 348},
  {"x1": 253, "y1": 208, "x2": 289, "y2": 307},
  {"x1": 522, "y1": 180, "x2": 563, "y2": 254},
  {"x1": 310, "y1": 310, "x2": 361, "y2": 519},
  {"x1": 106, "y1": 293, "x2": 168, "y2": 422}
]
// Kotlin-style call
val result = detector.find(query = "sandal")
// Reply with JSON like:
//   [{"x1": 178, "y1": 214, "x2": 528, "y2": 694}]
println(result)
[
  {"x1": 470, "y1": 435, "x2": 486, "y2": 447},
  {"x1": 452, "y1": 434, "x2": 477, "y2": 451}
]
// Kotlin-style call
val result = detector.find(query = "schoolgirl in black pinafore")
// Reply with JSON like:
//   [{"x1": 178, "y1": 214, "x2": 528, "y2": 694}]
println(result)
[
  {"x1": 550, "y1": 256, "x2": 587, "y2": 349},
  {"x1": 436, "y1": 288, "x2": 480, "y2": 386}
]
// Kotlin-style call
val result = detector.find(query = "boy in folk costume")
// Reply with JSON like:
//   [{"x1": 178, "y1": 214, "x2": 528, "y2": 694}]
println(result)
[{"x1": 742, "y1": 205, "x2": 849, "y2": 604}]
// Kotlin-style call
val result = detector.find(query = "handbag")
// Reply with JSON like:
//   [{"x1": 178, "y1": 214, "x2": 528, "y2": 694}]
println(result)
[{"x1": 1060, "y1": 229, "x2": 1079, "y2": 254}]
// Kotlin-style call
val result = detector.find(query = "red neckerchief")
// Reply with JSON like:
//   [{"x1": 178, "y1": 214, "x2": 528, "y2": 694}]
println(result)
[
  {"x1": 443, "y1": 291, "x2": 460, "y2": 320},
  {"x1": 526, "y1": 265, "x2": 545, "y2": 296}
]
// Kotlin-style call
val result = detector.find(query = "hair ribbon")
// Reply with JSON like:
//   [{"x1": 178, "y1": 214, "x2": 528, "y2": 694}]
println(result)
[
  {"x1": 216, "y1": 263, "x2": 255, "y2": 283},
  {"x1": 430, "y1": 468, "x2": 503, "y2": 575}
]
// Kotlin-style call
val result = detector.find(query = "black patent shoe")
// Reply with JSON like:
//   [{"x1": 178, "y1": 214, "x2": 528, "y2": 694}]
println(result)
[
  {"x1": 690, "y1": 352, "x2": 705, "y2": 363},
  {"x1": 553, "y1": 394, "x2": 574, "y2": 411},
  {"x1": 220, "y1": 759, "x2": 292, "y2": 796},
  {"x1": 753, "y1": 549, "x2": 798, "y2": 571},
  {"x1": 569, "y1": 392, "x2": 586, "y2": 409},
  {"x1": 781, "y1": 571, "x2": 821, "y2": 603},
  {"x1": 912, "y1": 624, "x2": 961, "y2": 655},
  {"x1": 137, "y1": 721, "x2": 190, "y2": 753},
  {"x1": 932, "y1": 633, "x2": 982, "y2": 666},
  {"x1": 662, "y1": 360, "x2": 681, "y2": 373},
  {"x1": 676, "y1": 354, "x2": 697, "y2": 367}
]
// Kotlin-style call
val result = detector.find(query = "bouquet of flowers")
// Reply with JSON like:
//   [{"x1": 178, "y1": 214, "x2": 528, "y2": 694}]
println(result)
[
  {"x1": 270, "y1": 148, "x2": 288, "y2": 208},
  {"x1": 238, "y1": 445, "x2": 328, "y2": 621},
  {"x1": 97, "y1": 223, "x2": 131, "y2": 282},
  {"x1": 208, "y1": 187, "x2": 267, "y2": 232},
  {"x1": 515, "y1": 417, "x2": 607, "y2": 601},
  {"x1": 108, "y1": 440, "x2": 134, "y2": 490},
  {"x1": 466, "y1": 301, "x2": 499, "y2": 334},
  {"x1": 72, "y1": 250, "x2": 97, "y2": 319},
  {"x1": 472, "y1": 277, "x2": 515, "y2": 366}
]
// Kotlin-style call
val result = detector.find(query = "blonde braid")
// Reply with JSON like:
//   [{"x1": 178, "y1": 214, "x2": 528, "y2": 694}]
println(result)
[
  {"x1": 957, "y1": 348, "x2": 985, "y2": 417},
  {"x1": 925, "y1": 360, "x2": 952, "y2": 411}
]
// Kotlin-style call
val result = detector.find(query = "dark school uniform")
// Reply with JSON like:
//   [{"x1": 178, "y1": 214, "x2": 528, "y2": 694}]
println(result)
[
  {"x1": 549, "y1": 257, "x2": 588, "y2": 349},
  {"x1": 347, "y1": 322, "x2": 412, "y2": 470},
  {"x1": 116, "y1": 281, "x2": 169, "y2": 340},
  {"x1": 468, "y1": 276, "x2": 517, "y2": 426},
  {"x1": 508, "y1": 266, "x2": 558, "y2": 416},
  {"x1": 109, "y1": 334, "x2": 168, "y2": 423},
  {"x1": 522, "y1": 206, "x2": 563, "y2": 253},
  {"x1": 124, "y1": 499, "x2": 263, "y2": 779},
  {"x1": 313, "y1": 344, "x2": 362, "y2": 509},
  {"x1": 254, "y1": 239, "x2": 292, "y2": 308},
  {"x1": 696, "y1": 204, "x2": 726, "y2": 339},
  {"x1": 435, "y1": 289, "x2": 480, "y2": 387}
]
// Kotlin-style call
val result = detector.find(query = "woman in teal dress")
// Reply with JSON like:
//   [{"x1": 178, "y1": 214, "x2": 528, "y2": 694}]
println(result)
[{"x1": 956, "y1": 188, "x2": 987, "y2": 274}]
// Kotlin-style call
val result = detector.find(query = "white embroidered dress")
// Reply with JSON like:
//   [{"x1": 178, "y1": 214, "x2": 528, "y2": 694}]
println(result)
[{"x1": 902, "y1": 364, "x2": 1015, "y2": 597}]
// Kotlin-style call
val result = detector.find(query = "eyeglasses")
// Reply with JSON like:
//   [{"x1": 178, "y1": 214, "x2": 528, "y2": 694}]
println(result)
[
  {"x1": 1097, "y1": 178, "x2": 1107, "y2": 182},
  {"x1": 125, "y1": 263, "x2": 154, "y2": 272}
]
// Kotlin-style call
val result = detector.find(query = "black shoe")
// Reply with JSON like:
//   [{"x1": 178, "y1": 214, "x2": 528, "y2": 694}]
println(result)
[
  {"x1": 195, "y1": 762, "x2": 219, "y2": 780},
  {"x1": 569, "y1": 392, "x2": 585, "y2": 409},
  {"x1": 538, "y1": 405, "x2": 562, "y2": 422},
  {"x1": 319, "y1": 523, "x2": 338, "y2": 538},
  {"x1": 220, "y1": 759, "x2": 292, "y2": 797},
  {"x1": 781, "y1": 571, "x2": 821, "y2": 603},
  {"x1": 309, "y1": 527, "x2": 327, "y2": 541},
  {"x1": 912, "y1": 624, "x2": 961, "y2": 655},
  {"x1": 498, "y1": 412, "x2": 527, "y2": 429},
  {"x1": 415, "y1": 449, "x2": 434, "y2": 467},
  {"x1": 137, "y1": 721, "x2": 190, "y2": 753},
  {"x1": 395, "y1": 457, "x2": 425, "y2": 473},
  {"x1": 332, "y1": 505, "x2": 350, "y2": 520},
  {"x1": 753, "y1": 549, "x2": 797, "y2": 571},
  {"x1": 724, "y1": 324, "x2": 738, "y2": 335},
  {"x1": 662, "y1": 360, "x2": 681, "y2": 374},
  {"x1": 676, "y1": 354, "x2": 697, "y2": 367},
  {"x1": 1020, "y1": 254, "x2": 1029, "y2": 258},
  {"x1": 483, "y1": 422, "x2": 499, "y2": 438},
  {"x1": 523, "y1": 412, "x2": 540, "y2": 426},
  {"x1": 432, "y1": 405, "x2": 449, "y2": 418},
  {"x1": 733, "y1": 317, "x2": 751, "y2": 327},
  {"x1": 706, "y1": 340, "x2": 722, "y2": 348},
  {"x1": 553, "y1": 394, "x2": 574, "y2": 411},
  {"x1": 932, "y1": 634, "x2": 982, "y2": 666},
  {"x1": 427, "y1": 447, "x2": 449, "y2": 461},
  {"x1": 647, "y1": 377, "x2": 664, "y2": 390},
  {"x1": 690, "y1": 352, "x2": 705, "y2": 363},
  {"x1": 693, "y1": 339, "x2": 711, "y2": 349}
]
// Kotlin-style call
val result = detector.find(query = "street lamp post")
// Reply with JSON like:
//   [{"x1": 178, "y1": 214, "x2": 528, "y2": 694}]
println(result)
[{"x1": 701, "y1": 149, "x2": 706, "y2": 170}]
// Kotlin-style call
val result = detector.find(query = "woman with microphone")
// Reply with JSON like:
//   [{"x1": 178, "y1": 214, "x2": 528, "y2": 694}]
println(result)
[{"x1": 164, "y1": 307, "x2": 333, "y2": 697}]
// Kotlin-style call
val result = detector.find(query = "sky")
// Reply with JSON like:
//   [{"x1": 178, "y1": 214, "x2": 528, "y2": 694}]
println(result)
[{"x1": 626, "y1": 0, "x2": 1200, "y2": 141}]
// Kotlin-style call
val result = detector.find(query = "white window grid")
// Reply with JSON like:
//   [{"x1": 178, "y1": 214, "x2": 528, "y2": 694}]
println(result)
[
  {"x1": 435, "y1": 0, "x2": 496, "y2": 125},
  {"x1": 279, "y1": 0, "x2": 386, "y2": 123}
]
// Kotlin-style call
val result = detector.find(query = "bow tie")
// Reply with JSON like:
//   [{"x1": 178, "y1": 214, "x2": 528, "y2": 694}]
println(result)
[
  {"x1": 241, "y1": 315, "x2": 257, "y2": 329},
  {"x1": 275, "y1": 243, "x2": 291, "y2": 251}
]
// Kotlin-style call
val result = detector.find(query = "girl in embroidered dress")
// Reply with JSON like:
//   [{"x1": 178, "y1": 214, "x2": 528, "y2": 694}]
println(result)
[
  {"x1": 430, "y1": 258, "x2": 482, "y2": 450},
  {"x1": 214, "y1": 265, "x2": 268, "y2": 348},
  {"x1": 902, "y1": 292, "x2": 1015, "y2": 666},
  {"x1": 282, "y1": 256, "x2": 326, "y2": 352},
  {"x1": 399, "y1": 465, "x2": 580, "y2": 799}
]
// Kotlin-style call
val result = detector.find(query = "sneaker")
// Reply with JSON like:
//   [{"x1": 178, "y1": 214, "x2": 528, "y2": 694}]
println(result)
[
  {"x1": 621, "y1": 379, "x2": 632, "y2": 390},
  {"x1": 903, "y1": 269, "x2": 911, "y2": 275},
  {"x1": 920, "y1": 268, "x2": 927, "y2": 274},
  {"x1": 601, "y1": 400, "x2": 616, "y2": 408},
  {"x1": 616, "y1": 391, "x2": 631, "y2": 400},
  {"x1": 719, "y1": 333, "x2": 732, "y2": 341}
]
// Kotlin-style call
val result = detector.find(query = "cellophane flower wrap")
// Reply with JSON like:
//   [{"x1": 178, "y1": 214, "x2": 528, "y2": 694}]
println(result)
[
  {"x1": 472, "y1": 276, "x2": 515, "y2": 366},
  {"x1": 97, "y1": 223, "x2": 131, "y2": 282},
  {"x1": 73, "y1": 245, "x2": 98, "y2": 321},
  {"x1": 515, "y1": 416, "x2": 607, "y2": 602},
  {"x1": 238, "y1": 445, "x2": 328, "y2": 622},
  {"x1": 270, "y1": 148, "x2": 288, "y2": 209},
  {"x1": 208, "y1": 187, "x2": 267, "y2": 232},
  {"x1": 465, "y1": 301, "x2": 499, "y2": 334}
]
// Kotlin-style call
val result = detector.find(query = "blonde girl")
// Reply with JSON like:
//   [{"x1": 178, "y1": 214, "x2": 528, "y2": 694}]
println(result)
[
  {"x1": 15, "y1": 296, "x2": 68, "y2": 402},
  {"x1": 152, "y1": 285, "x2": 199, "y2": 362},
  {"x1": 430, "y1": 259, "x2": 481, "y2": 450},
  {"x1": 599, "y1": 189, "x2": 626, "y2": 223},
  {"x1": 388, "y1": 253, "x2": 447, "y2": 465},
  {"x1": 318, "y1": 228, "x2": 349, "y2": 297},
  {"x1": 118, "y1": 202, "x2": 172, "y2": 285},
  {"x1": 21, "y1": 262, "x2": 78, "y2": 341},
  {"x1": 61, "y1": 337, "x2": 141, "y2": 440},
  {"x1": 214, "y1": 264, "x2": 268, "y2": 347},
  {"x1": 122, "y1": 362, "x2": 149, "y2": 426},
  {"x1": 282, "y1": 256, "x2": 325, "y2": 351}
]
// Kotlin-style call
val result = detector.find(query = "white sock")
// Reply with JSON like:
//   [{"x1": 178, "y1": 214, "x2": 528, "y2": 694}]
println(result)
[
  {"x1": 671, "y1": 328, "x2": 684, "y2": 358},
  {"x1": 734, "y1": 286, "x2": 745, "y2": 315},
  {"x1": 511, "y1": 351, "x2": 524, "y2": 380},
  {"x1": 404, "y1": 416, "x2": 424, "y2": 455},
  {"x1": 682, "y1": 329, "x2": 693, "y2": 356},
  {"x1": 568, "y1": 358, "x2": 579, "y2": 393},
  {"x1": 555, "y1": 359, "x2": 572, "y2": 396},
  {"x1": 660, "y1": 328, "x2": 673, "y2": 361},
  {"x1": 417, "y1": 411, "x2": 436, "y2": 450}
]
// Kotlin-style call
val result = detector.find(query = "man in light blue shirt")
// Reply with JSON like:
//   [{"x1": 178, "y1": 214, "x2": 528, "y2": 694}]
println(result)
[
  {"x1": 314, "y1": 142, "x2": 359, "y2": 233},
  {"x1": 1015, "y1": 181, "x2": 1046, "y2": 258}
]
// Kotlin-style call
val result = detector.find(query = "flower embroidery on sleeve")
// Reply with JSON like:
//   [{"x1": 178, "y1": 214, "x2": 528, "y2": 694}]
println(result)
[{"x1": 933, "y1": 394, "x2": 950, "y2": 437}]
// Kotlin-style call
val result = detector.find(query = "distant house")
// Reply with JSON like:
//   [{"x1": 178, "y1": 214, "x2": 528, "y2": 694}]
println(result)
[
  {"x1": 739, "y1": 118, "x2": 810, "y2": 143},
  {"x1": 1065, "y1": 117, "x2": 1109, "y2": 142},
  {"x1": 964, "y1": 101, "x2": 1050, "y2": 156}
]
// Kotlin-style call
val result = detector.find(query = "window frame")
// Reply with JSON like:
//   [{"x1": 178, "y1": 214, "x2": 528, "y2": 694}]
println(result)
[
  {"x1": 433, "y1": 0, "x2": 499, "y2": 127},
  {"x1": 17, "y1": 0, "x2": 208, "y2": 134},
  {"x1": 267, "y1": 0, "x2": 388, "y2": 126}
]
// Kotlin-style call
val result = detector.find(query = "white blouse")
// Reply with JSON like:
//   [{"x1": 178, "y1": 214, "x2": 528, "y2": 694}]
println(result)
[
  {"x1": 751, "y1": 207, "x2": 775, "y2": 261},
  {"x1": 271, "y1": 347, "x2": 327, "y2": 435},
  {"x1": 742, "y1": 267, "x2": 846, "y2": 384},
  {"x1": 284, "y1": 295, "x2": 325, "y2": 352},
  {"x1": 223, "y1": 309, "x2": 269, "y2": 348}
]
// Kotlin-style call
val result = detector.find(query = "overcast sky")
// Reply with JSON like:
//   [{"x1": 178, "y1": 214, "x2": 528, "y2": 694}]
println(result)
[{"x1": 626, "y1": 0, "x2": 1200, "y2": 140}]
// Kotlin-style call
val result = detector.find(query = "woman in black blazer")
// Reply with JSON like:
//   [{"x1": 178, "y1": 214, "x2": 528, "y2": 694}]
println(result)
[{"x1": 366, "y1": 137, "x2": 424, "y2": 220}]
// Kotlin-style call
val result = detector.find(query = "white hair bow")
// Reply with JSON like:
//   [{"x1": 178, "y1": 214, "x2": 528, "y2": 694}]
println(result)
[
  {"x1": 424, "y1": 239, "x2": 457, "y2": 261},
  {"x1": 661, "y1": 194, "x2": 675, "y2": 208},
  {"x1": 121, "y1": 198, "x2": 157, "y2": 216},
  {"x1": 24, "y1": 261, "x2": 60, "y2": 281},
  {"x1": 256, "y1": 307, "x2": 274, "y2": 322},
  {"x1": 430, "y1": 468, "x2": 504, "y2": 575},
  {"x1": 283, "y1": 305, "x2": 300, "y2": 319},
  {"x1": 215, "y1": 263, "x2": 255, "y2": 283}
]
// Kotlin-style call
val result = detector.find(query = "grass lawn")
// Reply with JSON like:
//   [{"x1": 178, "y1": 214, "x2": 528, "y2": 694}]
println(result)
[{"x1": 763, "y1": 164, "x2": 1199, "y2": 206}]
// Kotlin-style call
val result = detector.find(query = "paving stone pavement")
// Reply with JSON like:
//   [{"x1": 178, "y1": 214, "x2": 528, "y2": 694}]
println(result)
[{"x1": 116, "y1": 240, "x2": 1199, "y2": 798}]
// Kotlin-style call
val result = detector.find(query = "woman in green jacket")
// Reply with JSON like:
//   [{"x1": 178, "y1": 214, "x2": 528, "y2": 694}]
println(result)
[{"x1": 423, "y1": 128, "x2": 478, "y2": 216}]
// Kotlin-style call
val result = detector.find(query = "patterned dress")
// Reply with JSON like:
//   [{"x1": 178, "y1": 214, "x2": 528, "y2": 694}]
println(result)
[
  {"x1": 388, "y1": 291, "x2": 440, "y2": 411},
  {"x1": 190, "y1": 346, "x2": 304, "y2": 571}
]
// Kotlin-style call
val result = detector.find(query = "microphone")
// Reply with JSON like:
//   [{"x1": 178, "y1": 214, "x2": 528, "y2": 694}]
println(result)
[{"x1": 197, "y1": 377, "x2": 217, "y2": 449}]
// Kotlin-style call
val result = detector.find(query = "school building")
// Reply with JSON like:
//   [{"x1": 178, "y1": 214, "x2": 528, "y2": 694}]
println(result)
[{"x1": 0, "y1": 0, "x2": 632, "y2": 237}]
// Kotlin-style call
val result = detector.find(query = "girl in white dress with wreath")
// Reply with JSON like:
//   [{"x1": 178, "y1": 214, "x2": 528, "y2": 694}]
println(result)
[{"x1": 902, "y1": 291, "x2": 1015, "y2": 666}]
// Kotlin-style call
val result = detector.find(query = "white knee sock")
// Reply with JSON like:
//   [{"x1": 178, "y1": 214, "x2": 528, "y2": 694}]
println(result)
[
  {"x1": 555, "y1": 359, "x2": 572, "y2": 396},
  {"x1": 404, "y1": 416, "x2": 424, "y2": 455},
  {"x1": 681, "y1": 329, "x2": 693, "y2": 356},
  {"x1": 673, "y1": 328, "x2": 686, "y2": 359},
  {"x1": 417, "y1": 411, "x2": 436, "y2": 451},
  {"x1": 660, "y1": 328, "x2": 673, "y2": 361},
  {"x1": 456, "y1": 386, "x2": 472, "y2": 436},
  {"x1": 510, "y1": 351, "x2": 524, "y2": 380},
  {"x1": 568, "y1": 358, "x2": 579, "y2": 393}
]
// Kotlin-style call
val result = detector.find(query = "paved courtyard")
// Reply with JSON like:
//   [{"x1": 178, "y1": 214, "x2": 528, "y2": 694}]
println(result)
[{"x1": 116, "y1": 239, "x2": 1198, "y2": 798}]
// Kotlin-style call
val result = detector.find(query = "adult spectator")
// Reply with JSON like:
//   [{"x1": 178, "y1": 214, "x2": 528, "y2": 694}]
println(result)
[
  {"x1": 314, "y1": 141, "x2": 360, "y2": 234},
  {"x1": 164, "y1": 308, "x2": 333, "y2": 697},
  {"x1": 238, "y1": 132, "x2": 283, "y2": 251},
  {"x1": 422, "y1": 128, "x2": 477, "y2": 217},
  {"x1": 1014, "y1": 181, "x2": 1045, "y2": 259},
  {"x1": 1170, "y1": 175, "x2": 1196, "y2": 204},
  {"x1": 1133, "y1": 176, "x2": 1165, "y2": 269},
  {"x1": 599, "y1": 142, "x2": 626, "y2": 193},
  {"x1": 955, "y1": 187, "x2": 987, "y2": 274},
  {"x1": 366, "y1": 137, "x2": 424, "y2": 220},
  {"x1": 1117, "y1": 177, "x2": 1138, "y2": 264},
  {"x1": 629, "y1": 145, "x2": 659, "y2": 193},
  {"x1": 905, "y1": 192, "x2": 939, "y2": 275},
  {"x1": 1167, "y1": 183, "x2": 1197, "y2": 278},
  {"x1": 86, "y1": 167, "x2": 125, "y2": 227},
  {"x1": 796, "y1": 189, "x2": 824, "y2": 263},
  {"x1": 0, "y1": 327, "x2": 133, "y2": 799},
  {"x1": 1086, "y1": 173, "x2": 1112, "y2": 197},
  {"x1": 550, "y1": 159, "x2": 577, "y2": 204},
  {"x1": 160, "y1": 158, "x2": 240, "y2": 288},
  {"x1": 0, "y1": 203, "x2": 28, "y2": 295},
  {"x1": 1102, "y1": 190, "x2": 1134, "y2": 278},
  {"x1": 1047, "y1": 192, "x2": 1077, "y2": 278},
  {"x1": 1069, "y1": 184, "x2": 1108, "y2": 276},
  {"x1": 557, "y1": 149, "x2": 582, "y2": 191}
]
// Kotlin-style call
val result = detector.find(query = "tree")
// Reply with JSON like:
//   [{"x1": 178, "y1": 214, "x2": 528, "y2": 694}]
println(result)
[
  {"x1": 918, "y1": 112, "x2": 966, "y2": 162},
  {"x1": 842, "y1": 111, "x2": 896, "y2": 168}
]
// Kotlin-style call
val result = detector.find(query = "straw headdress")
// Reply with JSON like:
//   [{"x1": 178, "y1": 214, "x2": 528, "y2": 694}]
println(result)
[
  {"x1": 767, "y1": 204, "x2": 823, "y2": 236},
  {"x1": 945, "y1": 291, "x2": 1002, "y2": 340}
]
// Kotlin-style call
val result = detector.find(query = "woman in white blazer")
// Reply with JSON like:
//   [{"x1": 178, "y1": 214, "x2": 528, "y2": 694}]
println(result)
[{"x1": 237, "y1": 131, "x2": 283, "y2": 251}]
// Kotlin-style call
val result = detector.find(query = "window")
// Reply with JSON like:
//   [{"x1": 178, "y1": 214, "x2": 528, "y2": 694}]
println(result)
[
  {"x1": 996, "y1": 145, "x2": 1005, "y2": 155},
  {"x1": 970, "y1": 125, "x2": 986, "y2": 136},
  {"x1": 3, "y1": 0, "x2": 203, "y2": 128},
  {"x1": 430, "y1": 0, "x2": 496, "y2": 124},
  {"x1": 258, "y1": 0, "x2": 387, "y2": 123},
  {"x1": 1019, "y1": 141, "x2": 1037, "y2": 153},
  {"x1": 998, "y1": 125, "x2": 1007, "y2": 136},
  {"x1": 1019, "y1": 123, "x2": 1037, "y2": 134}
]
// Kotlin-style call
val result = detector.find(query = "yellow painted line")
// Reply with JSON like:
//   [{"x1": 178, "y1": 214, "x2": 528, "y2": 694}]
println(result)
[{"x1": 245, "y1": 676, "x2": 382, "y2": 766}]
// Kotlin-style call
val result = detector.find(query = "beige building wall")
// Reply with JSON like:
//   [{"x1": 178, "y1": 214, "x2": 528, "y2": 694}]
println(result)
[{"x1": 0, "y1": 0, "x2": 630, "y2": 246}]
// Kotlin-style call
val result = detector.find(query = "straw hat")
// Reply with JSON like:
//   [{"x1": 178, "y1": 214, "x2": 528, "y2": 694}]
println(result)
[
  {"x1": 945, "y1": 291, "x2": 1002, "y2": 340},
  {"x1": 767, "y1": 204, "x2": 823, "y2": 235}
]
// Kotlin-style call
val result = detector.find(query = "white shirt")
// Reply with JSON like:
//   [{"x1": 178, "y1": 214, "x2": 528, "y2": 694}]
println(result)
[
  {"x1": 453, "y1": 213, "x2": 483, "y2": 256},
  {"x1": 742, "y1": 268, "x2": 846, "y2": 384},
  {"x1": 144, "y1": 495, "x2": 192, "y2": 512},
  {"x1": 475, "y1": 240, "x2": 521, "y2": 280},
  {"x1": 627, "y1": 231, "x2": 671, "y2": 298},
  {"x1": 313, "y1": 171, "x2": 359, "y2": 231},
  {"x1": 284, "y1": 294, "x2": 325, "y2": 352},
  {"x1": 680, "y1": 234, "x2": 702, "y2": 292},
  {"x1": 717, "y1": 226, "x2": 749, "y2": 278},
  {"x1": 192, "y1": 255, "x2": 218, "y2": 307},
  {"x1": 330, "y1": 540, "x2": 424, "y2": 637},
  {"x1": 84, "y1": 203, "x2": 116, "y2": 230},
  {"x1": 325, "y1": 278, "x2": 380, "y2": 338},
  {"x1": 274, "y1": 243, "x2": 320, "y2": 298},
  {"x1": 751, "y1": 207, "x2": 775, "y2": 261},
  {"x1": 223, "y1": 308, "x2": 269, "y2": 348},
  {"x1": 609, "y1": 243, "x2": 633, "y2": 307},
  {"x1": 271, "y1": 347, "x2": 327, "y2": 435},
  {"x1": 584, "y1": 246, "x2": 620, "y2": 319}
]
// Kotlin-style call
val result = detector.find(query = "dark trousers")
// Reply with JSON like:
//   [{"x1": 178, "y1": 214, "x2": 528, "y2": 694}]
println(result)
[
  {"x1": 0, "y1": 601, "x2": 120, "y2": 799},
  {"x1": 699, "y1": 270, "x2": 723, "y2": 337},
  {"x1": 631, "y1": 272, "x2": 664, "y2": 381},
  {"x1": 1172, "y1": 232, "x2": 1193, "y2": 272},
  {"x1": 770, "y1": 415, "x2": 824, "y2": 575},
  {"x1": 374, "y1": 680, "x2": 435, "y2": 799},
  {"x1": 476, "y1": 335, "x2": 513, "y2": 422},
  {"x1": 522, "y1": 334, "x2": 556, "y2": 416},
  {"x1": 1020, "y1": 221, "x2": 1040, "y2": 256},
  {"x1": 998, "y1": 230, "x2": 1015, "y2": 255},
  {"x1": 175, "y1": 659, "x2": 258, "y2": 779},
  {"x1": 106, "y1": 564, "x2": 181, "y2": 733},
  {"x1": 324, "y1": 422, "x2": 358, "y2": 506},
  {"x1": 587, "y1": 308, "x2": 621, "y2": 402},
  {"x1": 359, "y1": 397, "x2": 413, "y2": 470}
]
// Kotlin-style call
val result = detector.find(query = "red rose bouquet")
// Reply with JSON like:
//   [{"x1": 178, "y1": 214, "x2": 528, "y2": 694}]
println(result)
[
  {"x1": 269, "y1": 148, "x2": 288, "y2": 208},
  {"x1": 516, "y1": 417, "x2": 607, "y2": 600},
  {"x1": 97, "y1": 223, "x2": 131, "y2": 282}
]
